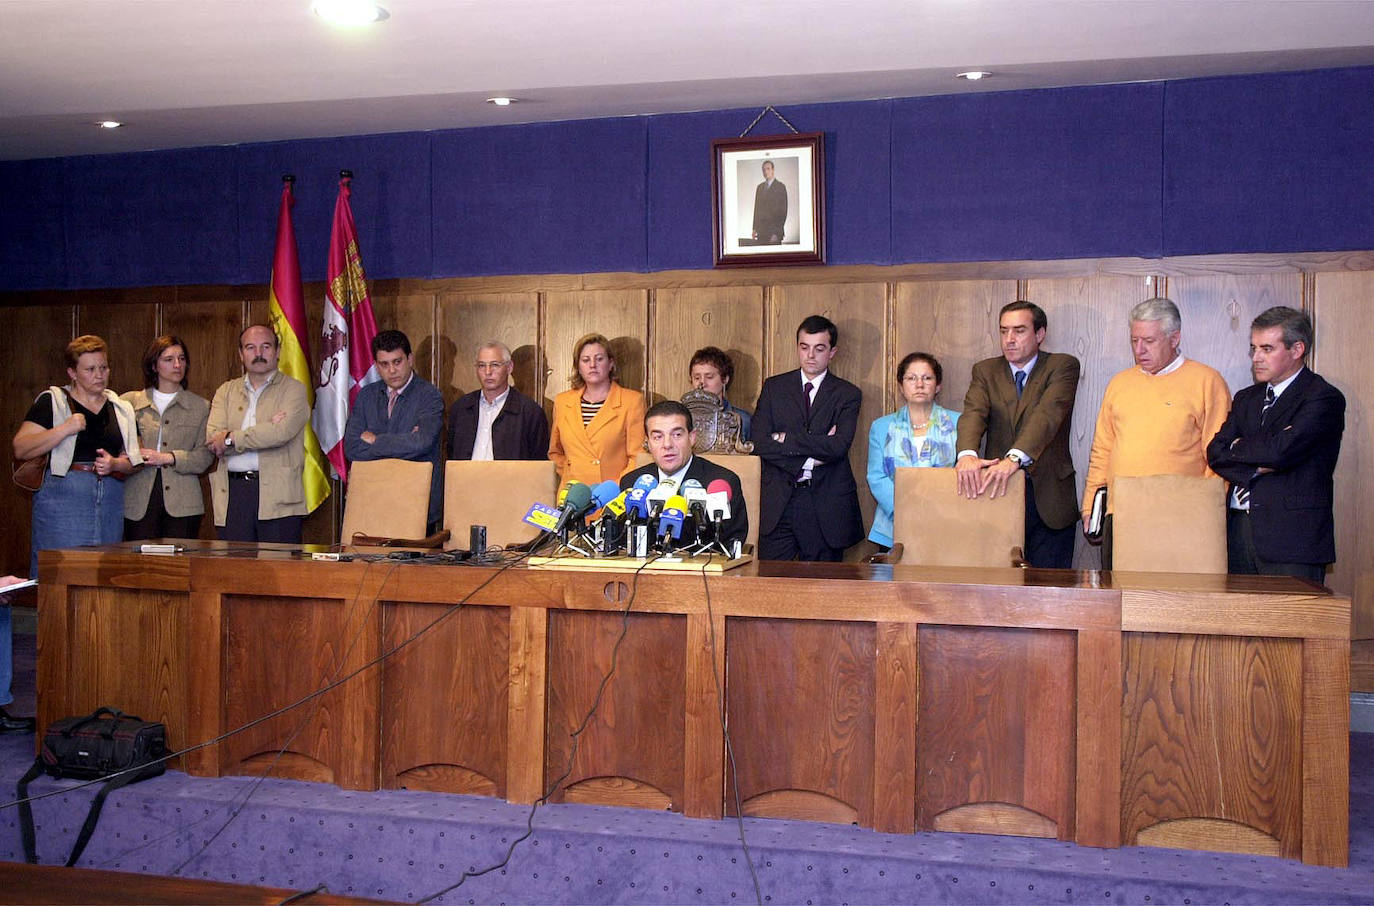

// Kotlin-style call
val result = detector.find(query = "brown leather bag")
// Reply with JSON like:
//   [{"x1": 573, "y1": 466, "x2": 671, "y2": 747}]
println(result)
[{"x1": 12, "y1": 454, "x2": 48, "y2": 492}]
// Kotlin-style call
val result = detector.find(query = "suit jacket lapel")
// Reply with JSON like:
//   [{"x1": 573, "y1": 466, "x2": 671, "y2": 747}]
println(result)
[{"x1": 1262, "y1": 369, "x2": 1307, "y2": 428}]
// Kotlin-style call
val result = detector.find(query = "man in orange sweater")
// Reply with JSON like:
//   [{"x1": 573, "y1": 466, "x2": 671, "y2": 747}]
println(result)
[{"x1": 1082, "y1": 297, "x2": 1230, "y2": 567}]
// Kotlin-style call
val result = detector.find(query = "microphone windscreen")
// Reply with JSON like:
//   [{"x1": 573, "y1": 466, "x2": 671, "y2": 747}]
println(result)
[
  {"x1": 664, "y1": 494, "x2": 688, "y2": 512},
  {"x1": 705, "y1": 478, "x2": 732, "y2": 499},
  {"x1": 681, "y1": 478, "x2": 705, "y2": 494},
  {"x1": 558, "y1": 480, "x2": 586, "y2": 506},
  {"x1": 633, "y1": 474, "x2": 659, "y2": 492},
  {"x1": 591, "y1": 480, "x2": 621, "y2": 508},
  {"x1": 705, "y1": 490, "x2": 731, "y2": 520},
  {"x1": 563, "y1": 481, "x2": 593, "y2": 511}
]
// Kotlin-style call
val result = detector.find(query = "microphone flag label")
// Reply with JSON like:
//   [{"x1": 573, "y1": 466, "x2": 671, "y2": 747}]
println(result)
[{"x1": 522, "y1": 502, "x2": 561, "y2": 532}]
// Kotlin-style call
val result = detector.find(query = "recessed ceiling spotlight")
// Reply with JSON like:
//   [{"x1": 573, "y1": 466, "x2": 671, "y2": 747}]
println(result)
[
  {"x1": 311, "y1": 1, "x2": 389, "y2": 26},
  {"x1": 95, "y1": 120, "x2": 123, "y2": 129},
  {"x1": 486, "y1": 97, "x2": 518, "y2": 107},
  {"x1": 956, "y1": 71, "x2": 992, "y2": 81}
]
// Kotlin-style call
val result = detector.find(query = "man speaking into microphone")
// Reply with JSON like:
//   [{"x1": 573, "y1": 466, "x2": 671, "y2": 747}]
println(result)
[{"x1": 620, "y1": 401, "x2": 748, "y2": 551}]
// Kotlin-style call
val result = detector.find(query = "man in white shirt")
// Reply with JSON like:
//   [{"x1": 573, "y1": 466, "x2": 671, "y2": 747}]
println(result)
[{"x1": 446, "y1": 340, "x2": 549, "y2": 463}]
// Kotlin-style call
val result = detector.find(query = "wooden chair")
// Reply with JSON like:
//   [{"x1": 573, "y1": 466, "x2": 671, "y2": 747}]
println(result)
[
  {"x1": 340, "y1": 458, "x2": 440, "y2": 548},
  {"x1": 701, "y1": 453, "x2": 761, "y2": 552},
  {"x1": 888, "y1": 467, "x2": 1026, "y2": 567},
  {"x1": 444, "y1": 459, "x2": 559, "y2": 551},
  {"x1": 1109, "y1": 474, "x2": 1227, "y2": 573}
]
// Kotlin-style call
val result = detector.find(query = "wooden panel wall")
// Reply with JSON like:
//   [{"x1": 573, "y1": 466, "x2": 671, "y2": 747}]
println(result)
[
  {"x1": 1, "y1": 254, "x2": 1370, "y2": 653},
  {"x1": 1314, "y1": 271, "x2": 1374, "y2": 640}
]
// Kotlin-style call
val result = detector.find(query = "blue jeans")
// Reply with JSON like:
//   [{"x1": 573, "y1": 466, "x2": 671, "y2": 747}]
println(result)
[{"x1": 30, "y1": 469, "x2": 126, "y2": 578}]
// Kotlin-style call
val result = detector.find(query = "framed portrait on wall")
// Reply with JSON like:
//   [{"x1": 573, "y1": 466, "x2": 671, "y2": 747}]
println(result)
[{"x1": 712, "y1": 132, "x2": 825, "y2": 267}]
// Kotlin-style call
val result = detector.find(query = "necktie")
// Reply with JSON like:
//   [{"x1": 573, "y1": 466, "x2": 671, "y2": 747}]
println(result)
[
  {"x1": 1260, "y1": 385, "x2": 1276, "y2": 424},
  {"x1": 1234, "y1": 386, "x2": 1278, "y2": 509},
  {"x1": 1014, "y1": 370, "x2": 1027, "y2": 397},
  {"x1": 803, "y1": 381, "x2": 814, "y2": 418},
  {"x1": 387, "y1": 388, "x2": 400, "y2": 418}
]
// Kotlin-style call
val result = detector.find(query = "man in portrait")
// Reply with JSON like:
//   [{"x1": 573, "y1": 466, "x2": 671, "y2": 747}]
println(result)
[{"x1": 751, "y1": 159, "x2": 788, "y2": 245}]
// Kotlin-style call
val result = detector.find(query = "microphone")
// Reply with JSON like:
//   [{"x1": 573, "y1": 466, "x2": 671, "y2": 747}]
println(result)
[
  {"x1": 704, "y1": 479, "x2": 736, "y2": 557},
  {"x1": 591, "y1": 480, "x2": 622, "y2": 510},
  {"x1": 646, "y1": 478, "x2": 676, "y2": 517},
  {"x1": 594, "y1": 484, "x2": 629, "y2": 556},
  {"x1": 632, "y1": 474, "x2": 659, "y2": 493},
  {"x1": 553, "y1": 481, "x2": 595, "y2": 535},
  {"x1": 624, "y1": 475, "x2": 659, "y2": 558},
  {"x1": 705, "y1": 479, "x2": 733, "y2": 521},
  {"x1": 681, "y1": 478, "x2": 710, "y2": 545},
  {"x1": 658, "y1": 494, "x2": 688, "y2": 547}
]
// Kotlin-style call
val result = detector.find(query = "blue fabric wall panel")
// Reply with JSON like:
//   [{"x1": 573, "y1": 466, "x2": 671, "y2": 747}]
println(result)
[
  {"x1": 646, "y1": 101, "x2": 892, "y2": 271},
  {"x1": 235, "y1": 132, "x2": 433, "y2": 284},
  {"x1": 62, "y1": 147, "x2": 240, "y2": 288},
  {"x1": 0, "y1": 158, "x2": 67, "y2": 290},
  {"x1": 1163, "y1": 67, "x2": 1374, "y2": 256},
  {"x1": 891, "y1": 83, "x2": 1164, "y2": 262},
  {"x1": 430, "y1": 118, "x2": 648, "y2": 277}
]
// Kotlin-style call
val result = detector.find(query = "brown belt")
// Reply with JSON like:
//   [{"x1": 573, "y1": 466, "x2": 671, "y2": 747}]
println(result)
[{"x1": 65, "y1": 462, "x2": 127, "y2": 481}]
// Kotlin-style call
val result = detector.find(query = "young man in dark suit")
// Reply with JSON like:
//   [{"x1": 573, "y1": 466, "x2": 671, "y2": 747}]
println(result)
[
  {"x1": 752, "y1": 315, "x2": 864, "y2": 561},
  {"x1": 1207, "y1": 306, "x2": 1346, "y2": 583},
  {"x1": 955, "y1": 301, "x2": 1081, "y2": 568},
  {"x1": 343, "y1": 329, "x2": 446, "y2": 531},
  {"x1": 620, "y1": 400, "x2": 748, "y2": 550}
]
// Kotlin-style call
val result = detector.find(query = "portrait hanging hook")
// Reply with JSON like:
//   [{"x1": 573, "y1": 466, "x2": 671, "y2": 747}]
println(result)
[{"x1": 739, "y1": 106, "x2": 800, "y2": 137}]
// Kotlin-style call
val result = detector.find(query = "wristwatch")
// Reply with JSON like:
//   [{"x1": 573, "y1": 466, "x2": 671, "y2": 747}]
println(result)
[
  {"x1": 1004, "y1": 451, "x2": 1028, "y2": 469},
  {"x1": 224, "y1": 433, "x2": 234, "y2": 448}
]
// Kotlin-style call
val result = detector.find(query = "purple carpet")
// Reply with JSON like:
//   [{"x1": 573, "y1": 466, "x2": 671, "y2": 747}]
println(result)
[{"x1": 2, "y1": 631, "x2": 1372, "y2": 905}]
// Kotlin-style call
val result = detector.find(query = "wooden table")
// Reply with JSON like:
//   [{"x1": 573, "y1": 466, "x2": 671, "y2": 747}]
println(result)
[{"x1": 36, "y1": 543, "x2": 1350, "y2": 866}]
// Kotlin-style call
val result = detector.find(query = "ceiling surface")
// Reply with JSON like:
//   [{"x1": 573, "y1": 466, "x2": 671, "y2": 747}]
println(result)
[{"x1": 3, "y1": 0, "x2": 1374, "y2": 161}]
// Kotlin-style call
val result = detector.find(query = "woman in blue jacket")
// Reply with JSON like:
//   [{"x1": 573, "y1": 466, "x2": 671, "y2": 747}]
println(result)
[{"x1": 866, "y1": 352, "x2": 960, "y2": 549}]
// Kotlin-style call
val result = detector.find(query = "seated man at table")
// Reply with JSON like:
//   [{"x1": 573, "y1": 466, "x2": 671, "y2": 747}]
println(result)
[{"x1": 620, "y1": 400, "x2": 748, "y2": 551}]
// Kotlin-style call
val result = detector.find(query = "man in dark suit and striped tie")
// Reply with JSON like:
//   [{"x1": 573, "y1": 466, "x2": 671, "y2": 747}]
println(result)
[
  {"x1": 752, "y1": 315, "x2": 864, "y2": 561},
  {"x1": 1207, "y1": 306, "x2": 1346, "y2": 583}
]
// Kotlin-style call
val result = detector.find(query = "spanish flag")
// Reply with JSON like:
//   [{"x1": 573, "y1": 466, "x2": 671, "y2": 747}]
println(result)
[{"x1": 267, "y1": 177, "x2": 332, "y2": 512}]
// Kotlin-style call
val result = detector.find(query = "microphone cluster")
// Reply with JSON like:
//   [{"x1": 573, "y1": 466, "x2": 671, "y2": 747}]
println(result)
[{"x1": 523, "y1": 475, "x2": 740, "y2": 559}]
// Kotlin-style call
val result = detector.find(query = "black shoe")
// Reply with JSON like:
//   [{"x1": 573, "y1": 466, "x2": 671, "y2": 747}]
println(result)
[{"x1": 0, "y1": 707, "x2": 36, "y2": 734}]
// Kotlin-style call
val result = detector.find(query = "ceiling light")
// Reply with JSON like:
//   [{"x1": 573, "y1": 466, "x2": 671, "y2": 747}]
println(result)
[
  {"x1": 956, "y1": 71, "x2": 992, "y2": 81},
  {"x1": 95, "y1": 120, "x2": 122, "y2": 129},
  {"x1": 486, "y1": 97, "x2": 517, "y2": 107},
  {"x1": 311, "y1": 1, "x2": 389, "y2": 26}
]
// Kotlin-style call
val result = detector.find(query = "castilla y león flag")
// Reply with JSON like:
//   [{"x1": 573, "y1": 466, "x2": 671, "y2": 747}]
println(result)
[
  {"x1": 313, "y1": 173, "x2": 379, "y2": 482},
  {"x1": 266, "y1": 177, "x2": 331, "y2": 512}
]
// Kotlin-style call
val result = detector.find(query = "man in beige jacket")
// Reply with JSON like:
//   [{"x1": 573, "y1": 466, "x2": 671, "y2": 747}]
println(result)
[{"x1": 207, "y1": 325, "x2": 309, "y2": 543}]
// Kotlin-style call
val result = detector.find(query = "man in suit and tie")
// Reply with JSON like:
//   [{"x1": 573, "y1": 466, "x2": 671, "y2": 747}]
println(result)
[
  {"x1": 956, "y1": 301, "x2": 1081, "y2": 568},
  {"x1": 620, "y1": 400, "x2": 749, "y2": 551},
  {"x1": 1206, "y1": 306, "x2": 1345, "y2": 583},
  {"x1": 751, "y1": 160, "x2": 788, "y2": 245},
  {"x1": 753, "y1": 314, "x2": 864, "y2": 561},
  {"x1": 344, "y1": 329, "x2": 445, "y2": 532}
]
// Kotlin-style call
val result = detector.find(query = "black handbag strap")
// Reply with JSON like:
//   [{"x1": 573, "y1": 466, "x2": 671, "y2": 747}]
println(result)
[
  {"x1": 17, "y1": 757, "x2": 45, "y2": 864},
  {"x1": 64, "y1": 769, "x2": 143, "y2": 868},
  {"x1": 61, "y1": 706, "x2": 134, "y2": 738},
  {"x1": 17, "y1": 759, "x2": 146, "y2": 868}
]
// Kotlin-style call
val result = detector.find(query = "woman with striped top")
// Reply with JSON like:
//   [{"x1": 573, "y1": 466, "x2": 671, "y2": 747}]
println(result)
[{"x1": 548, "y1": 333, "x2": 646, "y2": 489}]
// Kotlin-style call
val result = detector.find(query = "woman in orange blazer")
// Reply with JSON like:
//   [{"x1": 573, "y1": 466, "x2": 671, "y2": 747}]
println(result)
[{"x1": 548, "y1": 333, "x2": 646, "y2": 489}]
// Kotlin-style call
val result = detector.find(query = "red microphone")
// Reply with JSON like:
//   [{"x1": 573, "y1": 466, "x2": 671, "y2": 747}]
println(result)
[{"x1": 705, "y1": 479, "x2": 732, "y2": 522}]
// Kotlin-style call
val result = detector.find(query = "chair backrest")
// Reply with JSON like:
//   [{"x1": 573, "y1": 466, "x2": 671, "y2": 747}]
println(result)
[
  {"x1": 1110, "y1": 474, "x2": 1227, "y2": 573},
  {"x1": 892, "y1": 467, "x2": 1025, "y2": 567},
  {"x1": 340, "y1": 458, "x2": 433, "y2": 544},
  {"x1": 700, "y1": 453, "x2": 761, "y2": 551},
  {"x1": 444, "y1": 459, "x2": 559, "y2": 551}
]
